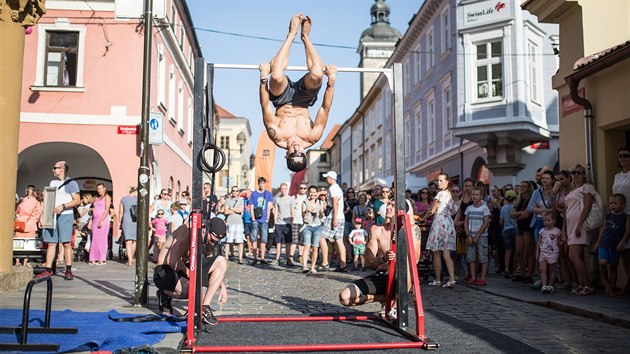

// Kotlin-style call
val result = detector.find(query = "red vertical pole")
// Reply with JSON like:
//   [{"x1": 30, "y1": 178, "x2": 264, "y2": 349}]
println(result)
[
  {"x1": 186, "y1": 212, "x2": 201, "y2": 347},
  {"x1": 402, "y1": 213, "x2": 425, "y2": 339}
]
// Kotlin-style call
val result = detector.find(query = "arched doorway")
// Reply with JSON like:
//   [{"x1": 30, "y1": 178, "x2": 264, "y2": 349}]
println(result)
[{"x1": 17, "y1": 142, "x2": 112, "y2": 196}]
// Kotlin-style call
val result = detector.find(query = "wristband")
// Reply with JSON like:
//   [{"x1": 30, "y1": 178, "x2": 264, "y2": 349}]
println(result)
[
  {"x1": 62, "y1": 204, "x2": 66, "y2": 209},
  {"x1": 260, "y1": 77, "x2": 268, "y2": 83},
  {"x1": 327, "y1": 82, "x2": 334, "y2": 88}
]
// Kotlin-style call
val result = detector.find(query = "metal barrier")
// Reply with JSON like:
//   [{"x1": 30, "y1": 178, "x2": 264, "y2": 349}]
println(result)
[{"x1": 0, "y1": 275, "x2": 78, "y2": 352}]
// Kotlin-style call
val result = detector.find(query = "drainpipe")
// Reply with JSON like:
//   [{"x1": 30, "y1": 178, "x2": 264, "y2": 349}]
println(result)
[{"x1": 564, "y1": 43, "x2": 630, "y2": 186}]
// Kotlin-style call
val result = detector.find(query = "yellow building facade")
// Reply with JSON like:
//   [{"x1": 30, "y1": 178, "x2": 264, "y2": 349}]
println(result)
[{"x1": 524, "y1": 0, "x2": 630, "y2": 194}]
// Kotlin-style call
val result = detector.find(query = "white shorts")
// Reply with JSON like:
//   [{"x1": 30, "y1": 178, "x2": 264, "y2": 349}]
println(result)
[{"x1": 226, "y1": 224, "x2": 245, "y2": 243}]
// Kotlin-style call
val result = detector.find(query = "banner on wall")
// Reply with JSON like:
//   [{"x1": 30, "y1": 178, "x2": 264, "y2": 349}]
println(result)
[{"x1": 253, "y1": 132, "x2": 275, "y2": 191}]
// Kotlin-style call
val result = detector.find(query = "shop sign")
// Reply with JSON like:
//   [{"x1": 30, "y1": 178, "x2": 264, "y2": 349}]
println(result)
[
  {"x1": 463, "y1": 1, "x2": 509, "y2": 27},
  {"x1": 117, "y1": 125, "x2": 138, "y2": 135}
]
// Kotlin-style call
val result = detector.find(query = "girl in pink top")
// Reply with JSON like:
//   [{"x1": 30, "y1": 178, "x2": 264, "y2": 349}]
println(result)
[{"x1": 151, "y1": 210, "x2": 168, "y2": 255}]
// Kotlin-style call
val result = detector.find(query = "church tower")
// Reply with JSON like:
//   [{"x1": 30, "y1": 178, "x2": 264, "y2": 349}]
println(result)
[{"x1": 358, "y1": 0, "x2": 401, "y2": 99}]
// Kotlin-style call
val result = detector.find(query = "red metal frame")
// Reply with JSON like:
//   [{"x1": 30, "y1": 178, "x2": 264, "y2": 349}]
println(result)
[
  {"x1": 185, "y1": 212, "x2": 202, "y2": 348},
  {"x1": 183, "y1": 211, "x2": 428, "y2": 353}
]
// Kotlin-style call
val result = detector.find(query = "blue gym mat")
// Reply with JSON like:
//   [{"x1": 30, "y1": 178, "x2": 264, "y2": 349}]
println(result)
[{"x1": 0, "y1": 309, "x2": 186, "y2": 353}]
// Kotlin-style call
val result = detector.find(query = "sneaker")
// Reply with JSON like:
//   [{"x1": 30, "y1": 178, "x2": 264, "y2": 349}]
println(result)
[
  {"x1": 157, "y1": 290, "x2": 173, "y2": 314},
  {"x1": 428, "y1": 280, "x2": 442, "y2": 287},
  {"x1": 548, "y1": 285, "x2": 555, "y2": 293},
  {"x1": 287, "y1": 258, "x2": 296, "y2": 267},
  {"x1": 541, "y1": 285, "x2": 550, "y2": 294},
  {"x1": 530, "y1": 280, "x2": 543, "y2": 290},
  {"x1": 64, "y1": 270, "x2": 74, "y2": 281},
  {"x1": 269, "y1": 259, "x2": 279, "y2": 266},
  {"x1": 201, "y1": 305, "x2": 218, "y2": 325},
  {"x1": 36, "y1": 269, "x2": 54, "y2": 278},
  {"x1": 260, "y1": 259, "x2": 268, "y2": 265},
  {"x1": 251, "y1": 259, "x2": 259, "y2": 266}
]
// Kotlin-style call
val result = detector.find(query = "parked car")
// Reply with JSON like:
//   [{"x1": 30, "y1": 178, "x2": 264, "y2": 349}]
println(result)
[{"x1": 13, "y1": 236, "x2": 46, "y2": 264}]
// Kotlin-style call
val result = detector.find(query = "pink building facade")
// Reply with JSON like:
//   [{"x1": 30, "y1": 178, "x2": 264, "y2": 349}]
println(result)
[{"x1": 18, "y1": 0, "x2": 200, "y2": 215}]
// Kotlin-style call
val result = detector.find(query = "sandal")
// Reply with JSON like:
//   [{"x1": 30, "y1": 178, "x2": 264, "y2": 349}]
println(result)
[
  {"x1": 428, "y1": 280, "x2": 442, "y2": 287},
  {"x1": 576, "y1": 286, "x2": 594, "y2": 296},
  {"x1": 569, "y1": 285, "x2": 583, "y2": 295},
  {"x1": 442, "y1": 280, "x2": 456, "y2": 288}
]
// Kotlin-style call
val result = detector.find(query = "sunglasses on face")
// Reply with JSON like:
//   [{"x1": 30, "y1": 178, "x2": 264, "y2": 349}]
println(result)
[
  {"x1": 571, "y1": 170, "x2": 585, "y2": 175},
  {"x1": 452, "y1": 189, "x2": 461, "y2": 193},
  {"x1": 619, "y1": 153, "x2": 630, "y2": 159}
]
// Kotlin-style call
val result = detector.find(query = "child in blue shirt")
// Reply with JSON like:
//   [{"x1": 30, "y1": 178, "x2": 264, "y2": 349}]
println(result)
[
  {"x1": 593, "y1": 193, "x2": 630, "y2": 296},
  {"x1": 500, "y1": 190, "x2": 518, "y2": 278}
]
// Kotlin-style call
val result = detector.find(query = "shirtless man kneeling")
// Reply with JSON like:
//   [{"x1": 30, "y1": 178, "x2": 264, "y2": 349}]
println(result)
[
  {"x1": 338, "y1": 200, "x2": 421, "y2": 312},
  {"x1": 154, "y1": 217, "x2": 227, "y2": 325},
  {"x1": 259, "y1": 13, "x2": 337, "y2": 172}
]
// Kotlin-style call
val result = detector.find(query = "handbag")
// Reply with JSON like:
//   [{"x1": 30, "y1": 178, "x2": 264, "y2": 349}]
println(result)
[
  {"x1": 580, "y1": 187, "x2": 604, "y2": 231},
  {"x1": 14, "y1": 221, "x2": 26, "y2": 232},
  {"x1": 14, "y1": 201, "x2": 37, "y2": 232}
]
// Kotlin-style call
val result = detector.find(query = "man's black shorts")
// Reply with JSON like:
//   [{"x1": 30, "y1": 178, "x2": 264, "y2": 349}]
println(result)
[
  {"x1": 153, "y1": 256, "x2": 219, "y2": 290},
  {"x1": 352, "y1": 271, "x2": 388, "y2": 296},
  {"x1": 269, "y1": 75, "x2": 321, "y2": 108}
]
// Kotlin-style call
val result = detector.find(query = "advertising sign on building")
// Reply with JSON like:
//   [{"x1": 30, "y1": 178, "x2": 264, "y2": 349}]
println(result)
[
  {"x1": 462, "y1": 1, "x2": 510, "y2": 28},
  {"x1": 149, "y1": 112, "x2": 164, "y2": 145}
]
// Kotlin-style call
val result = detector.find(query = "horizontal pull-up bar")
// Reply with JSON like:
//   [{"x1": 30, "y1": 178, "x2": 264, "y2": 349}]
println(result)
[{"x1": 211, "y1": 63, "x2": 393, "y2": 74}]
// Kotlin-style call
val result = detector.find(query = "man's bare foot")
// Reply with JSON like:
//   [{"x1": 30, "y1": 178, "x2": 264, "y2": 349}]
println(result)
[
  {"x1": 301, "y1": 15, "x2": 312, "y2": 40},
  {"x1": 289, "y1": 13, "x2": 302, "y2": 37}
]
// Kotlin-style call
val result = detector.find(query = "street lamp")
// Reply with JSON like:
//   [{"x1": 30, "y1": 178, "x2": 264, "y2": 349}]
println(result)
[{"x1": 227, "y1": 132, "x2": 247, "y2": 192}]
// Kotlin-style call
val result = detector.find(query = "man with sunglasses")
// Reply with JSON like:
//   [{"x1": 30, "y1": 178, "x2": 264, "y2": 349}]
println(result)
[
  {"x1": 292, "y1": 184, "x2": 309, "y2": 262},
  {"x1": 222, "y1": 187, "x2": 245, "y2": 264},
  {"x1": 154, "y1": 217, "x2": 228, "y2": 324},
  {"x1": 37, "y1": 161, "x2": 80, "y2": 280}
]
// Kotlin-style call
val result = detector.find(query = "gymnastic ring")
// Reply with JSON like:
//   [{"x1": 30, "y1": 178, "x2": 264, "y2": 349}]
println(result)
[{"x1": 200, "y1": 142, "x2": 226, "y2": 173}]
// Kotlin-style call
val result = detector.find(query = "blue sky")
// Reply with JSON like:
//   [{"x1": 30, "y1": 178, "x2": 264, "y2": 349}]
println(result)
[{"x1": 186, "y1": 0, "x2": 421, "y2": 186}]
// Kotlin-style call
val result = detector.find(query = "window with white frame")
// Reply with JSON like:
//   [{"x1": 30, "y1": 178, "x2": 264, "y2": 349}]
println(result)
[
  {"x1": 475, "y1": 41, "x2": 503, "y2": 100},
  {"x1": 377, "y1": 139, "x2": 383, "y2": 171},
  {"x1": 177, "y1": 81, "x2": 184, "y2": 132},
  {"x1": 44, "y1": 31, "x2": 79, "y2": 87},
  {"x1": 220, "y1": 136, "x2": 230, "y2": 150},
  {"x1": 187, "y1": 98, "x2": 193, "y2": 143},
  {"x1": 364, "y1": 149, "x2": 370, "y2": 180},
  {"x1": 527, "y1": 40, "x2": 540, "y2": 103},
  {"x1": 442, "y1": 82, "x2": 452, "y2": 133},
  {"x1": 168, "y1": 65, "x2": 176, "y2": 122},
  {"x1": 385, "y1": 132, "x2": 391, "y2": 174},
  {"x1": 426, "y1": 28, "x2": 435, "y2": 69},
  {"x1": 157, "y1": 44, "x2": 165, "y2": 106},
  {"x1": 415, "y1": 44, "x2": 421, "y2": 83},
  {"x1": 404, "y1": 113, "x2": 411, "y2": 164},
  {"x1": 441, "y1": 9, "x2": 450, "y2": 54},
  {"x1": 427, "y1": 94, "x2": 436, "y2": 144},
  {"x1": 414, "y1": 103, "x2": 422, "y2": 157},
  {"x1": 370, "y1": 145, "x2": 376, "y2": 177},
  {"x1": 403, "y1": 59, "x2": 410, "y2": 94}
]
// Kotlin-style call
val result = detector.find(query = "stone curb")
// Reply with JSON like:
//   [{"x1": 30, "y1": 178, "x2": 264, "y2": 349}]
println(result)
[{"x1": 462, "y1": 283, "x2": 630, "y2": 329}]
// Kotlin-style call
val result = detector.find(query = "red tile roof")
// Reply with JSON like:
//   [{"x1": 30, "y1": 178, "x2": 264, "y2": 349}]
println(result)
[
  {"x1": 216, "y1": 104, "x2": 236, "y2": 118},
  {"x1": 321, "y1": 124, "x2": 341, "y2": 149},
  {"x1": 574, "y1": 41, "x2": 630, "y2": 70}
]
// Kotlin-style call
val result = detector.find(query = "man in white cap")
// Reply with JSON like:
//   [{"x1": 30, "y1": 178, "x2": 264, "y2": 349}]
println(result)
[{"x1": 320, "y1": 171, "x2": 347, "y2": 272}]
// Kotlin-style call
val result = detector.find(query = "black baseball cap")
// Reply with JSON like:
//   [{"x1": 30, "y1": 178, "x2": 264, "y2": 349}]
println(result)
[
  {"x1": 286, "y1": 152, "x2": 307, "y2": 172},
  {"x1": 203, "y1": 217, "x2": 227, "y2": 237}
]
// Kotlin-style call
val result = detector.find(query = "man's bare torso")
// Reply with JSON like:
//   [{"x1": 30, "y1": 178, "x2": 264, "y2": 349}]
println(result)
[
  {"x1": 158, "y1": 225, "x2": 189, "y2": 274},
  {"x1": 266, "y1": 105, "x2": 315, "y2": 150}
]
